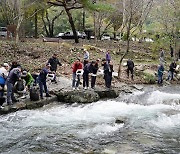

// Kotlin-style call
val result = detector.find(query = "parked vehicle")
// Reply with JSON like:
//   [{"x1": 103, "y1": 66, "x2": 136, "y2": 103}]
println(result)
[
  {"x1": 58, "y1": 31, "x2": 86, "y2": 39},
  {"x1": 101, "y1": 34, "x2": 111, "y2": 40},
  {"x1": 56, "y1": 32, "x2": 64, "y2": 38},
  {"x1": 0, "y1": 27, "x2": 7, "y2": 37}
]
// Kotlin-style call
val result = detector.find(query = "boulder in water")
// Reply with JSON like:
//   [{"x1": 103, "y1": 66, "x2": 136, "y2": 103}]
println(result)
[
  {"x1": 115, "y1": 116, "x2": 127, "y2": 124},
  {"x1": 56, "y1": 90, "x2": 100, "y2": 103},
  {"x1": 95, "y1": 89, "x2": 119, "y2": 99}
]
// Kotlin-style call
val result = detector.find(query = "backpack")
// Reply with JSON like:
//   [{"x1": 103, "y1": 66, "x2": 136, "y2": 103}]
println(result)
[
  {"x1": 30, "y1": 86, "x2": 39, "y2": 101},
  {"x1": 15, "y1": 80, "x2": 25, "y2": 92}
]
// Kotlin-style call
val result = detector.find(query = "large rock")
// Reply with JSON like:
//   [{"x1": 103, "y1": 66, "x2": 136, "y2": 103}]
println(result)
[
  {"x1": 56, "y1": 90, "x2": 100, "y2": 103},
  {"x1": 95, "y1": 89, "x2": 119, "y2": 99},
  {"x1": 0, "y1": 96, "x2": 57, "y2": 115},
  {"x1": 136, "y1": 65, "x2": 145, "y2": 71}
]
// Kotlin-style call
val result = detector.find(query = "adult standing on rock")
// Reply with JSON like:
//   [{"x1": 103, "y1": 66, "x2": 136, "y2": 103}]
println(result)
[
  {"x1": 157, "y1": 63, "x2": 164, "y2": 85},
  {"x1": 167, "y1": 61, "x2": 177, "y2": 81},
  {"x1": 106, "y1": 51, "x2": 111, "y2": 63},
  {"x1": 170, "y1": 44, "x2": 174, "y2": 58},
  {"x1": 83, "y1": 49, "x2": 89, "y2": 66},
  {"x1": 72, "y1": 58, "x2": 83, "y2": 90},
  {"x1": 6, "y1": 66, "x2": 22, "y2": 105},
  {"x1": 38, "y1": 63, "x2": 51, "y2": 99},
  {"x1": 48, "y1": 53, "x2": 62, "y2": 83},
  {"x1": 83, "y1": 62, "x2": 90, "y2": 90},
  {"x1": 127, "y1": 59, "x2": 135, "y2": 80},
  {"x1": 89, "y1": 59, "x2": 100, "y2": 89},
  {"x1": 102, "y1": 59, "x2": 112, "y2": 89}
]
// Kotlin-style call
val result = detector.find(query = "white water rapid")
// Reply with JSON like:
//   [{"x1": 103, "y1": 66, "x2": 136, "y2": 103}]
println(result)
[{"x1": 0, "y1": 86, "x2": 180, "y2": 154}]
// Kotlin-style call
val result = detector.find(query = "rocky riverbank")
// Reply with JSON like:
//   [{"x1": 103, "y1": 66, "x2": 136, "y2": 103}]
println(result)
[{"x1": 0, "y1": 76, "x2": 141, "y2": 115}]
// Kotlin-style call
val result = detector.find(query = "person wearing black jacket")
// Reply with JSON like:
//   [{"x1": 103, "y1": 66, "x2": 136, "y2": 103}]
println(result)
[
  {"x1": 48, "y1": 54, "x2": 62, "y2": 83},
  {"x1": 89, "y1": 60, "x2": 99, "y2": 89},
  {"x1": 102, "y1": 59, "x2": 112, "y2": 89},
  {"x1": 167, "y1": 61, "x2": 176, "y2": 81},
  {"x1": 127, "y1": 59, "x2": 134, "y2": 80},
  {"x1": 83, "y1": 62, "x2": 90, "y2": 89}
]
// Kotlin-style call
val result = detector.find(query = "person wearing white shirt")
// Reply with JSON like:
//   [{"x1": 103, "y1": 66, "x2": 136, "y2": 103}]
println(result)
[
  {"x1": 83, "y1": 49, "x2": 89, "y2": 66},
  {"x1": 0, "y1": 63, "x2": 9, "y2": 108}
]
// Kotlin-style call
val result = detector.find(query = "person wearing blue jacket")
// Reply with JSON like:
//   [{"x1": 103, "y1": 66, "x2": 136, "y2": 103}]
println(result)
[
  {"x1": 38, "y1": 63, "x2": 51, "y2": 99},
  {"x1": 157, "y1": 63, "x2": 164, "y2": 85}
]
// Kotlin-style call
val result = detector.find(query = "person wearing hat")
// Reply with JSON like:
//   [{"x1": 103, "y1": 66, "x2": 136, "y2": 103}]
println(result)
[
  {"x1": 48, "y1": 53, "x2": 62, "y2": 83},
  {"x1": 38, "y1": 63, "x2": 51, "y2": 99},
  {"x1": 6, "y1": 66, "x2": 22, "y2": 105},
  {"x1": 0, "y1": 63, "x2": 9, "y2": 108},
  {"x1": 21, "y1": 70, "x2": 34, "y2": 89}
]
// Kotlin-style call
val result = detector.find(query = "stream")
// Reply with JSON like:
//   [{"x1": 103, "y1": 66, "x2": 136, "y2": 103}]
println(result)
[{"x1": 0, "y1": 86, "x2": 180, "y2": 154}]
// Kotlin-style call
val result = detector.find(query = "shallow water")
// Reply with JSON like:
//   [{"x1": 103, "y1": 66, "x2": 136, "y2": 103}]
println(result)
[{"x1": 0, "y1": 86, "x2": 180, "y2": 154}]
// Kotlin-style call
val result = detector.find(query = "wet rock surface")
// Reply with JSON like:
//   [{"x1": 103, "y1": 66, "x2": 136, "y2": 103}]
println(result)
[
  {"x1": 56, "y1": 90, "x2": 100, "y2": 104},
  {"x1": 0, "y1": 77, "x2": 137, "y2": 115}
]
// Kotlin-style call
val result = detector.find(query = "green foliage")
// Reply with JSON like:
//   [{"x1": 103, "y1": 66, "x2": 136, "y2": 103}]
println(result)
[
  {"x1": 81, "y1": 0, "x2": 113, "y2": 12},
  {"x1": 143, "y1": 72, "x2": 156, "y2": 84},
  {"x1": 122, "y1": 33, "x2": 128, "y2": 41}
]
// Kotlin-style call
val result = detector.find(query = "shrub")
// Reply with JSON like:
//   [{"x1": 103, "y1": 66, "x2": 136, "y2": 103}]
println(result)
[{"x1": 143, "y1": 72, "x2": 156, "y2": 84}]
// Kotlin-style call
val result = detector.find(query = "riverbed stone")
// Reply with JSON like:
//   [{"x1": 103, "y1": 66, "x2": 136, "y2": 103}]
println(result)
[
  {"x1": 115, "y1": 116, "x2": 127, "y2": 124},
  {"x1": 95, "y1": 89, "x2": 119, "y2": 99},
  {"x1": 56, "y1": 90, "x2": 100, "y2": 103}
]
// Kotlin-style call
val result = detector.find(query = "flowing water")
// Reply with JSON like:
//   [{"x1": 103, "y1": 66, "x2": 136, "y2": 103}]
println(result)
[{"x1": 0, "y1": 86, "x2": 180, "y2": 154}]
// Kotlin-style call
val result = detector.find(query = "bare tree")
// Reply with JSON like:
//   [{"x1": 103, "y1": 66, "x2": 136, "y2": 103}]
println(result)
[
  {"x1": 48, "y1": 0, "x2": 83, "y2": 43},
  {"x1": 118, "y1": 0, "x2": 154, "y2": 78},
  {"x1": 153, "y1": 0, "x2": 180, "y2": 58},
  {"x1": 42, "y1": 7, "x2": 64, "y2": 37}
]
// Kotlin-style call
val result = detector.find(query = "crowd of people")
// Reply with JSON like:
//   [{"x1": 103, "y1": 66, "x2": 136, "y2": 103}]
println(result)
[
  {"x1": 157, "y1": 47, "x2": 178, "y2": 85},
  {"x1": 71, "y1": 50, "x2": 115, "y2": 90},
  {"x1": 0, "y1": 46, "x2": 178, "y2": 108},
  {"x1": 0, "y1": 53, "x2": 63, "y2": 108}
]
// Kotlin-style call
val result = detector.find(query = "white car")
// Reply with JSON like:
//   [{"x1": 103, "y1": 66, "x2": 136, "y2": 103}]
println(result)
[
  {"x1": 101, "y1": 34, "x2": 111, "y2": 40},
  {"x1": 0, "y1": 27, "x2": 7, "y2": 37},
  {"x1": 56, "y1": 32, "x2": 64, "y2": 38}
]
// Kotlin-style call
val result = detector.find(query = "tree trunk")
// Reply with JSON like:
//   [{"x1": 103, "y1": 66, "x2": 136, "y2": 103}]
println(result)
[
  {"x1": 15, "y1": 15, "x2": 23, "y2": 44},
  {"x1": 65, "y1": 8, "x2": 79, "y2": 43},
  {"x1": 82, "y1": 9, "x2": 85, "y2": 31},
  {"x1": 34, "y1": 9, "x2": 38, "y2": 39},
  {"x1": 118, "y1": 13, "x2": 132, "y2": 78}
]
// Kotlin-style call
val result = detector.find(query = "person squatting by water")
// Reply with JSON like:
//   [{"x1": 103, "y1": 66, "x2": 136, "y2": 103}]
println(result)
[
  {"x1": 48, "y1": 53, "x2": 62, "y2": 83},
  {"x1": 102, "y1": 59, "x2": 113, "y2": 89},
  {"x1": 72, "y1": 58, "x2": 83, "y2": 90},
  {"x1": 38, "y1": 63, "x2": 51, "y2": 99},
  {"x1": 21, "y1": 70, "x2": 34, "y2": 89},
  {"x1": 157, "y1": 63, "x2": 164, "y2": 85},
  {"x1": 6, "y1": 66, "x2": 22, "y2": 105},
  {"x1": 127, "y1": 59, "x2": 135, "y2": 80},
  {"x1": 0, "y1": 63, "x2": 10, "y2": 108}
]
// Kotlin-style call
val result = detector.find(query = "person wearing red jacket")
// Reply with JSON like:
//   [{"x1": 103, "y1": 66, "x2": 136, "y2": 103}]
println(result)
[{"x1": 72, "y1": 58, "x2": 83, "y2": 90}]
